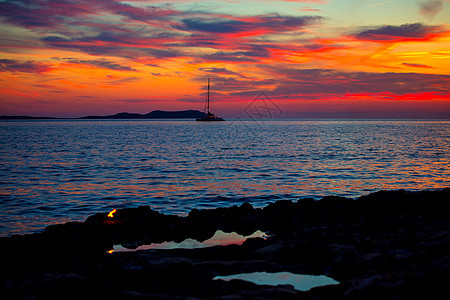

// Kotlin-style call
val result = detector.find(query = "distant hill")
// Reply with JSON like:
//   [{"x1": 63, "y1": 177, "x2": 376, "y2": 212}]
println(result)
[
  {"x1": 1, "y1": 110, "x2": 206, "y2": 120},
  {"x1": 81, "y1": 109, "x2": 206, "y2": 119}
]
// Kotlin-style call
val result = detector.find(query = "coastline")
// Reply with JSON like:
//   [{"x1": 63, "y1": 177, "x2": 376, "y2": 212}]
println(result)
[{"x1": 2, "y1": 189, "x2": 449, "y2": 299}]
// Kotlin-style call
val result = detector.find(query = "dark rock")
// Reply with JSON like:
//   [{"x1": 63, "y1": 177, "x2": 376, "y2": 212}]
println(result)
[
  {"x1": 1, "y1": 189, "x2": 449, "y2": 299},
  {"x1": 296, "y1": 197, "x2": 315, "y2": 209}
]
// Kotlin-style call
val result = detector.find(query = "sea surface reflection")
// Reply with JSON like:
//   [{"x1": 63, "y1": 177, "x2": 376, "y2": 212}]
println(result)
[{"x1": 1, "y1": 119, "x2": 449, "y2": 236}]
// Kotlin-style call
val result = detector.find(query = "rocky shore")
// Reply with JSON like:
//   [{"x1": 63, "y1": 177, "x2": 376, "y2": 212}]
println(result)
[{"x1": 2, "y1": 189, "x2": 449, "y2": 299}]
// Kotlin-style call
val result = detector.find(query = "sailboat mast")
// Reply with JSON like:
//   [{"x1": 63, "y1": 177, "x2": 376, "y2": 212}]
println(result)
[
  {"x1": 207, "y1": 77, "x2": 210, "y2": 113},
  {"x1": 196, "y1": 76, "x2": 224, "y2": 121}
]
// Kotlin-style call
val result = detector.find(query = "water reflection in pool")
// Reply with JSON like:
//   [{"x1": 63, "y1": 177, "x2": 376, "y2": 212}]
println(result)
[
  {"x1": 110, "y1": 230, "x2": 268, "y2": 253},
  {"x1": 214, "y1": 272, "x2": 339, "y2": 292}
]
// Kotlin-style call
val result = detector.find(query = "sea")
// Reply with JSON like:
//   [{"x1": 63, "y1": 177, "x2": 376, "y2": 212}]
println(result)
[{"x1": 1, "y1": 119, "x2": 449, "y2": 237}]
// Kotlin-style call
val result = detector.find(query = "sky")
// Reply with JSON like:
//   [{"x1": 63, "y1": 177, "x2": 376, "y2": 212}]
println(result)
[{"x1": 0, "y1": 0, "x2": 449, "y2": 118}]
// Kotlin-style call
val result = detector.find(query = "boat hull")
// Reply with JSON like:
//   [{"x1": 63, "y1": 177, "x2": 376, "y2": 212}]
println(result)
[{"x1": 196, "y1": 117, "x2": 225, "y2": 121}]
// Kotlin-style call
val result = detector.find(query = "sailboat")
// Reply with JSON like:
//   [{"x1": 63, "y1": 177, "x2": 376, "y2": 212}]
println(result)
[{"x1": 196, "y1": 78, "x2": 225, "y2": 121}]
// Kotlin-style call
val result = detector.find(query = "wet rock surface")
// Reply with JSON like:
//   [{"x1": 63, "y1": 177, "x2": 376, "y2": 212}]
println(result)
[{"x1": 2, "y1": 189, "x2": 449, "y2": 299}]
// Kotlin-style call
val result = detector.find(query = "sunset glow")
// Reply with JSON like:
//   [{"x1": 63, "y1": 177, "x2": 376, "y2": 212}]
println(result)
[{"x1": 1, "y1": 0, "x2": 449, "y2": 118}]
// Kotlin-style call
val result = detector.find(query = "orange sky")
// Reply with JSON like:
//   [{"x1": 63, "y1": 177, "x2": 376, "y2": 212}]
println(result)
[{"x1": 1, "y1": 0, "x2": 449, "y2": 118}]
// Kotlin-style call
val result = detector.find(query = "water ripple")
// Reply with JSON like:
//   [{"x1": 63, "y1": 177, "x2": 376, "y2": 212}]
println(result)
[{"x1": 0, "y1": 119, "x2": 449, "y2": 236}]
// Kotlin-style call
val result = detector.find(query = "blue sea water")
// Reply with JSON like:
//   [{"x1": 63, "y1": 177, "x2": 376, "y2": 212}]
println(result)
[{"x1": 0, "y1": 119, "x2": 449, "y2": 236}]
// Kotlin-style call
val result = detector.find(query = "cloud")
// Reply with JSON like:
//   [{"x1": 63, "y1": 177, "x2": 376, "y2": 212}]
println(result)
[
  {"x1": 299, "y1": 6, "x2": 322, "y2": 12},
  {"x1": 0, "y1": 0, "x2": 84, "y2": 29},
  {"x1": 0, "y1": 59, "x2": 53, "y2": 73},
  {"x1": 1, "y1": 1, "x2": 322, "y2": 40},
  {"x1": 1, "y1": 0, "x2": 449, "y2": 113},
  {"x1": 42, "y1": 32, "x2": 183, "y2": 59},
  {"x1": 42, "y1": 34, "x2": 123, "y2": 56},
  {"x1": 353, "y1": 23, "x2": 443, "y2": 42},
  {"x1": 1, "y1": 1, "x2": 324, "y2": 64},
  {"x1": 201, "y1": 51, "x2": 260, "y2": 62},
  {"x1": 402, "y1": 63, "x2": 433, "y2": 69},
  {"x1": 257, "y1": 0, "x2": 326, "y2": 3},
  {"x1": 176, "y1": 15, "x2": 322, "y2": 36},
  {"x1": 419, "y1": 0, "x2": 443, "y2": 21},
  {"x1": 63, "y1": 58, "x2": 137, "y2": 71},
  {"x1": 196, "y1": 42, "x2": 276, "y2": 63},
  {"x1": 104, "y1": 76, "x2": 141, "y2": 85},
  {"x1": 246, "y1": 67, "x2": 450, "y2": 99},
  {"x1": 114, "y1": 98, "x2": 164, "y2": 103},
  {"x1": 197, "y1": 77, "x2": 275, "y2": 93},
  {"x1": 198, "y1": 67, "x2": 245, "y2": 77},
  {"x1": 179, "y1": 19, "x2": 246, "y2": 34},
  {"x1": 0, "y1": 0, "x2": 179, "y2": 29}
]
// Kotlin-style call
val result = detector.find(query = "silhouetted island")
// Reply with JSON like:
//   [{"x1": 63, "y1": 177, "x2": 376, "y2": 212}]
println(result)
[
  {"x1": 2, "y1": 189, "x2": 449, "y2": 299},
  {"x1": 0, "y1": 110, "x2": 206, "y2": 120},
  {"x1": 81, "y1": 109, "x2": 206, "y2": 119}
]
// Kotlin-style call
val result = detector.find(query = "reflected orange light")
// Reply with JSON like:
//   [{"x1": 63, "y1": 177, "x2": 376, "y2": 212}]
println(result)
[{"x1": 107, "y1": 209, "x2": 117, "y2": 218}]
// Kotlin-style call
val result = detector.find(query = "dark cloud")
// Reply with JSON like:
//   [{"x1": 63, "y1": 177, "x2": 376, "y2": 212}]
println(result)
[
  {"x1": 0, "y1": 0, "x2": 324, "y2": 64},
  {"x1": 62, "y1": 58, "x2": 137, "y2": 71},
  {"x1": 105, "y1": 76, "x2": 141, "y2": 85},
  {"x1": 198, "y1": 67, "x2": 245, "y2": 77},
  {"x1": 242, "y1": 44, "x2": 272, "y2": 57},
  {"x1": 0, "y1": 59, "x2": 52, "y2": 73},
  {"x1": 42, "y1": 33, "x2": 182, "y2": 59},
  {"x1": 419, "y1": 1, "x2": 443, "y2": 20},
  {"x1": 142, "y1": 48, "x2": 181, "y2": 59},
  {"x1": 243, "y1": 67, "x2": 450, "y2": 98},
  {"x1": 175, "y1": 35, "x2": 224, "y2": 48},
  {"x1": 0, "y1": 0, "x2": 178, "y2": 29},
  {"x1": 42, "y1": 36, "x2": 69, "y2": 43},
  {"x1": 197, "y1": 42, "x2": 272, "y2": 62},
  {"x1": 201, "y1": 51, "x2": 259, "y2": 62},
  {"x1": 42, "y1": 34, "x2": 121, "y2": 56},
  {"x1": 176, "y1": 15, "x2": 322, "y2": 35},
  {"x1": 177, "y1": 77, "x2": 275, "y2": 103},
  {"x1": 209, "y1": 77, "x2": 275, "y2": 92},
  {"x1": 0, "y1": 0, "x2": 85, "y2": 29},
  {"x1": 114, "y1": 98, "x2": 161, "y2": 103},
  {"x1": 402, "y1": 63, "x2": 433, "y2": 69},
  {"x1": 353, "y1": 23, "x2": 441, "y2": 41},
  {"x1": 103, "y1": 2, "x2": 178, "y2": 22},
  {"x1": 179, "y1": 19, "x2": 246, "y2": 33}
]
